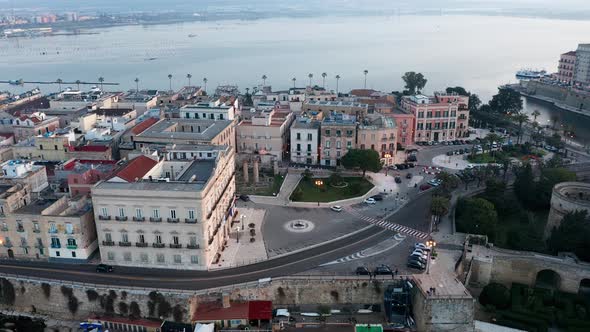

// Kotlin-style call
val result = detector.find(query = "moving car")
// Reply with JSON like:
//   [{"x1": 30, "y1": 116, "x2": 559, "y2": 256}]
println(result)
[
  {"x1": 419, "y1": 184, "x2": 432, "y2": 191},
  {"x1": 373, "y1": 265, "x2": 393, "y2": 275},
  {"x1": 370, "y1": 194, "x2": 384, "y2": 201},
  {"x1": 96, "y1": 264, "x2": 113, "y2": 273},
  {"x1": 364, "y1": 197, "x2": 376, "y2": 204},
  {"x1": 355, "y1": 266, "x2": 371, "y2": 275},
  {"x1": 239, "y1": 194, "x2": 251, "y2": 202},
  {"x1": 330, "y1": 206, "x2": 343, "y2": 212},
  {"x1": 394, "y1": 176, "x2": 402, "y2": 184},
  {"x1": 427, "y1": 179, "x2": 442, "y2": 187}
]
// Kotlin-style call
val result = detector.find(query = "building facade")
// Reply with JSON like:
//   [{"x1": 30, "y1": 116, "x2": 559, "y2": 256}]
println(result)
[
  {"x1": 557, "y1": 51, "x2": 577, "y2": 85},
  {"x1": 303, "y1": 100, "x2": 368, "y2": 119},
  {"x1": 357, "y1": 115, "x2": 397, "y2": 166},
  {"x1": 574, "y1": 44, "x2": 590, "y2": 87},
  {"x1": 236, "y1": 109, "x2": 293, "y2": 163},
  {"x1": 92, "y1": 146, "x2": 236, "y2": 270},
  {"x1": 290, "y1": 118, "x2": 320, "y2": 165},
  {"x1": 390, "y1": 109, "x2": 415, "y2": 147},
  {"x1": 320, "y1": 114, "x2": 357, "y2": 167},
  {"x1": 400, "y1": 92, "x2": 470, "y2": 143}
]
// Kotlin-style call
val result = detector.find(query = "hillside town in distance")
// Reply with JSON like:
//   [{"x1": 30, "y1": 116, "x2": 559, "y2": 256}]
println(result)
[{"x1": 0, "y1": 43, "x2": 589, "y2": 332}]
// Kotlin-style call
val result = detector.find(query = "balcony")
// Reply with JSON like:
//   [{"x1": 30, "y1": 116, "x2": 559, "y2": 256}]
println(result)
[
  {"x1": 115, "y1": 216, "x2": 128, "y2": 221},
  {"x1": 118, "y1": 241, "x2": 132, "y2": 247},
  {"x1": 102, "y1": 241, "x2": 115, "y2": 246},
  {"x1": 149, "y1": 217, "x2": 162, "y2": 223},
  {"x1": 33, "y1": 229, "x2": 40, "y2": 233},
  {"x1": 50, "y1": 243, "x2": 61, "y2": 249},
  {"x1": 135, "y1": 242, "x2": 148, "y2": 248},
  {"x1": 152, "y1": 243, "x2": 165, "y2": 249},
  {"x1": 186, "y1": 244, "x2": 200, "y2": 249},
  {"x1": 167, "y1": 218, "x2": 180, "y2": 223},
  {"x1": 99, "y1": 215, "x2": 111, "y2": 220},
  {"x1": 169, "y1": 244, "x2": 182, "y2": 249},
  {"x1": 48, "y1": 229, "x2": 58, "y2": 234},
  {"x1": 66, "y1": 244, "x2": 78, "y2": 250},
  {"x1": 133, "y1": 217, "x2": 145, "y2": 222},
  {"x1": 185, "y1": 218, "x2": 197, "y2": 224},
  {"x1": 16, "y1": 227, "x2": 24, "y2": 233},
  {"x1": 206, "y1": 172, "x2": 235, "y2": 220}
]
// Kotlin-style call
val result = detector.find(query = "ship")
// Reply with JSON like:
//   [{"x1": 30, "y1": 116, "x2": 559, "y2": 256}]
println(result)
[{"x1": 516, "y1": 69, "x2": 547, "y2": 80}]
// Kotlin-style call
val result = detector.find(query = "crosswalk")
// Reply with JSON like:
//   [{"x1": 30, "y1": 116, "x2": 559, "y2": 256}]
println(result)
[{"x1": 345, "y1": 207, "x2": 429, "y2": 239}]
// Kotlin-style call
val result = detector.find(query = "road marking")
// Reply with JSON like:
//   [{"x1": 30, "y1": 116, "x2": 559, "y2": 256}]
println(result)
[{"x1": 344, "y1": 206, "x2": 429, "y2": 239}]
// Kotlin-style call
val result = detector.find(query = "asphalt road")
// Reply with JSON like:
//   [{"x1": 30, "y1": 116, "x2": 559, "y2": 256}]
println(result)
[{"x1": 0, "y1": 192, "x2": 433, "y2": 291}]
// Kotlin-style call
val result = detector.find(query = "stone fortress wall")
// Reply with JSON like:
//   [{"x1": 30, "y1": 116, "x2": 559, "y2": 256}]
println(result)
[{"x1": 545, "y1": 182, "x2": 590, "y2": 239}]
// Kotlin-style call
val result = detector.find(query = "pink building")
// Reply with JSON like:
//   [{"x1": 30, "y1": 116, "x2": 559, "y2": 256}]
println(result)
[
  {"x1": 400, "y1": 92, "x2": 470, "y2": 143},
  {"x1": 389, "y1": 109, "x2": 415, "y2": 147},
  {"x1": 56, "y1": 159, "x2": 118, "y2": 197},
  {"x1": 557, "y1": 51, "x2": 576, "y2": 85}
]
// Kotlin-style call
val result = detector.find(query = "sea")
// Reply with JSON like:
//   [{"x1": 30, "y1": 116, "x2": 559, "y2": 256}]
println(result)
[{"x1": 1, "y1": 14, "x2": 590, "y2": 143}]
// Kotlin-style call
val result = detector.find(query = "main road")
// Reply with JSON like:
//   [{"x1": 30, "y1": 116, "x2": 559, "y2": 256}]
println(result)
[{"x1": 0, "y1": 191, "x2": 433, "y2": 291}]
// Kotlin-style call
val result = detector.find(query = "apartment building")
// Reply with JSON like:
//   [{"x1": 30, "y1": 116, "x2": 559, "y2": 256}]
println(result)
[
  {"x1": 290, "y1": 117, "x2": 320, "y2": 165},
  {"x1": 12, "y1": 128, "x2": 76, "y2": 161},
  {"x1": 112, "y1": 90, "x2": 159, "y2": 115},
  {"x1": 180, "y1": 96, "x2": 238, "y2": 121},
  {"x1": 236, "y1": 109, "x2": 294, "y2": 164},
  {"x1": 10, "y1": 112, "x2": 60, "y2": 142},
  {"x1": 0, "y1": 160, "x2": 48, "y2": 193},
  {"x1": 574, "y1": 44, "x2": 590, "y2": 86},
  {"x1": 400, "y1": 92, "x2": 470, "y2": 143},
  {"x1": 389, "y1": 109, "x2": 415, "y2": 147},
  {"x1": 49, "y1": 88, "x2": 117, "y2": 111},
  {"x1": 557, "y1": 51, "x2": 577, "y2": 85},
  {"x1": 91, "y1": 146, "x2": 236, "y2": 270},
  {"x1": 320, "y1": 114, "x2": 357, "y2": 167},
  {"x1": 303, "y1": 100, "x2": 368, "y2": 119},
  {"x1": 53, "y1": 159, "x2": 118, "y2": 196},
  {"x1": 157, "y1": 86, "x2": 206, "y2": 108},
  {"x1": 357, "y1": 115, "x2": 397, "y2": 166}
]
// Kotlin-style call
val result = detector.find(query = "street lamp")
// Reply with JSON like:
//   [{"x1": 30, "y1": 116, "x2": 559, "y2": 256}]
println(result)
[
  {"x1": 426, "y1": 240, "x2": 437, "y2": 274},
  {"x1": 314, "y1": 179, "x2": 323, "y2": 206}
]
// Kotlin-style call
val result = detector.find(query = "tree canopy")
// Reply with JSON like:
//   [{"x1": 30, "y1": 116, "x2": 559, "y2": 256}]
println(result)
[
  {"x1": 455, "y1": 197, "x2": 498, "y2": 241},
  {"x1": 340, "y1": 149, "x2": 382, "y2": 177},
  {"x1": 547, "y1": 211, "x2": 590, "y2": 262},
  {"x1": 430, "y1": 196, "x2": 450, "y2": 217},
  {"x1": 445, "y1": 86, "x2": 469, "y2": 96},
  {"x1": 489, "y1": 87, "x2": 523, "y2": 115},
  {"x1": 402, "y1": 72, "x2": 427, "y2": 95}
]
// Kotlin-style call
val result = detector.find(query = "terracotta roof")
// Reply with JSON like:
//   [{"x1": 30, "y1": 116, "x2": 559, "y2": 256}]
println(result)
[
  {"x1": 193, "y1": 301, "x2": 272, "y2": 321},
  {"x1": 131, "y1": 117, "x2": 159, "y2": 135},
  {"x1": 113, "y1": 155, "x2": 158, "y2": 182}
]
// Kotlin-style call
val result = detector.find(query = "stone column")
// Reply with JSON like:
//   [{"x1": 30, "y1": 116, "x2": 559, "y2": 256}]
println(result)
[
  {"x1": 253, "y1": 158, "x2": 260, "y2": 184},
  {"x1": 243, "y1": 160, "x2": 249, "y2": 183}
]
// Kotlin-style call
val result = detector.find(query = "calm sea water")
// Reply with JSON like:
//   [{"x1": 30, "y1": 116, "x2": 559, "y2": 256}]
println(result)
[{"x1": 1, "y1": 14, "x2": 590, "y2": 141}]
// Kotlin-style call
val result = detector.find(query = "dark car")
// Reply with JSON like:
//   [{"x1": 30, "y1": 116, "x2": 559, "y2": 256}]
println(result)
[
  {"x1": 239, "y1": 194, "x2": 250, "y2": 202},
  {"x1": 96, "y1": 264, "x2": 113, "y2": 273},
  {"x1": 408, "y1": 163, "x2": 415, "y2": 168},
  {"x1": 407, "y1": 155, "x2": 417, "y2": 162},
  {"x1": 356, "y1": 266, "x2": 371, "y2": 275},
  {"x1": 394, "y1": 176, "x2": 402, "y2": 183},
  {"x1": 446, "y1": 151, "x2": 454, "y2": 156},
  {"x1": 407, "y1": 259, "x2": 426, "y2": 270},
  {"x1": 406, "y1": 173, "x2": 413, "y2": 179},
  {"x1": 370, "y1": 194, "x2": 384, "y2": 201},
  {"x1": 419, "y1": 184, "x2": 432, "y2": 191},
  {"x1": 373, "y1": 265, "x2": 393, "y2": 275},
  {"x1": 409, "y1": 254, "x2": 428, "y2": 264}
]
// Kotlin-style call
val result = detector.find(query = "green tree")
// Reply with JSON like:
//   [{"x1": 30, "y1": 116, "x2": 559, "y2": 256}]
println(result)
[
  {"x1": 535, "y1": 168, "x2": 576, "y2": 209},
  {"x1": 514, "y1": 163, "x2": 536, "y2": 208},
  {"x1": 340, "y1": 149, "x2": 382, "y2": 177},
  {"x1": 479, "y1": 283, "x2": 510, "y2": 309},
  {"x1": 430, "y1": 196, "x2": 450, "y2": 217},
  {"x1": 445, "y1": 86, "x2": 469, "y2": 95},
  {"x1": 456, "y1": 197, "x2": 498, "y2": 241},
  {"x1": 328, "y1": 170, "x2": 343, "y2": 186},
  {"x1": 435, "y1": 171, "x2": 459, "y2": 194},
  {"x1": 402, "y1": 72, "x2": 427, "y2": 95},
  {"x1": 531, "y1": 109, "x2": 541, "y2": 122},
  {"x1": 512, "y1": 112, "x2": 529, "y2": 145},
  {"x1": 489, "y1": 87, "x2": 523, "y2": 115},
  {"x1": 469, "y1": 94, "x2": 482, "y2": 112},
  {"x1": 547, "y1": 211, "x2": 590, "y2": 262}
]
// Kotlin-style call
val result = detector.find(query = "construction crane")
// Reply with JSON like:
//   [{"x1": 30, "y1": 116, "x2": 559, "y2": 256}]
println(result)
[{"x1": 0, "y1": 79, "x2": 119, "y2": 86}]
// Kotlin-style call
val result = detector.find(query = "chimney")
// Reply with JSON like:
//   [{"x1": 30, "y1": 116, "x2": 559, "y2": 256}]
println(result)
[{"x1": 222, "y1": 293, "x2": 231, "y2": 309}]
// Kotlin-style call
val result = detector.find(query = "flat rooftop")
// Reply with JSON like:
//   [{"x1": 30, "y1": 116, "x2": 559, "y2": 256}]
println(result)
[
  {"x1": 14, "y1": 198, "x2": 58, "y2": 215},
  {"x1": 412, "y1": 273, "x2": 472, "y2": 299},
  {"x1": 178, "y1": 160, "x2": 215, "y2": 181},
  {"x1": 0, "y1": 184, "x2": 14, "y2": 196},
  {"x1": 136, "y1": 119, "x2": 232, "y2": 142}
]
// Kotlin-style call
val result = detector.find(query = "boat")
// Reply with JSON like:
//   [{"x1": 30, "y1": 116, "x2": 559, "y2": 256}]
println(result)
[
  {"x1": 516, "y1": 69, "x2": 547, "y2": 80},
  {"x1": 144, "y1": 57, "x2": 157, "y2": 61},
  {"x1": 188, "y1": 34, "x2": 197, "y2": 38},
  {"x1": 300, "y1": 312, "x2": 320, "y2": 317}
]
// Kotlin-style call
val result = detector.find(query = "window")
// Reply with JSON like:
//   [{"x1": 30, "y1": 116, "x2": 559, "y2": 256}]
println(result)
[
  {"x1": 100, "y1": 207, "x2": 108, "y2": 217},
  {"x1": 188, "y1": 209, "x2": 195, "y2": 220},
  {"x1": 121, "y1": 233, "x2": 129, "y2": 243},
  {"x1": 336, "y1": 151, "x2": 341, "y2": 157},
  {"x1": 346, "y1": 130, "x2": 353, "y2": 137},
  {"x1": 156, "y1": 254, "x2": 165, "y2": 263},
  {"x1": 138, "y1": 234, "x2": 145, "y2": 243},
  {"x1": 105, "y1": 233, "x2": 112, "y2": 242},
  {"x1": 325, "y1": 129, "x2": 330, "y2": 136},
  {"x1": 173, "y1": 236, "x2": 179, "y2": 245},
  {"x1": 39, "y1": 144, "x2": 43, "y2": 150},
  {"x1": 65, "y1": 223, "x2": 73, "y2": 234},
  {"x1": 135, "y1": 208, "x2": 143, "y2": 219},
  {"x1": 191, "y1": 255, "x2": 199, "y2": 264},
  {"x1": 427, "y1": 112, "x2": 432, "y2": 118},
  {"x1": 296, "y1": 143, "x2": 301, "y2": 151},
  {"x1": 124, "y1": 252, "x2": 131, "y2": 261},
  {"x1": 152, "y1": 209, "x2": 160, "y2": 218},
  {"x1": 418, "y1": 112, "x2": 424, "y2": 118},
  {"x1": 296, "y1": 133, "x2": 301, "y2": 140},
  {"x1": 324, "y1": 150, "x2": 330, "y2": 157},
  {"x1": 336, "y1": 141, "x2": 341, "y2": 149},
  {"x1": 50, "y1": 237, "x2": 60, "y2": 247},
  {"x1": 435, "y1": 111, "x2": 441, "y2": 118},
  {"x1": 347, "y1": 141, "x2": 352, "y2": 148},
  {"x1": 189, "y1": 236, "x2": 198, "y2": 246},
  {"x1": 170, "y1": 209, "x2": 177, "y2": 219},
  {"x1": 140, "y1": 253, "x2": 148, "y2": 263},
  {"x1": 307, "y1": 133, "x2": 312, "y2": 141},
  {"x1": 33, "y1": 222, "x2": 39, "y2": 232},
  {"x1": 155, "y1": 235, "x2": 162, "y2": 244},
  {"x1": 16, "y1": 221, "x2": 23, "y2": 232},
  {"x1": 54, "y1": 145, "x2": 58, "y2": 150},
  {"x1": 325, "y1": 141, "x2": 331, "y2": 148},
  {"x1": 336, "y1": 130, "x2": 341, "y2": 137},
  {"x1": 174, "y1": 255, "x2": 181, "y2": 263},
  {"x1": 49, "y1": 223, "x2": 57, "y2": 233},
  {"x1": 307, "y1": 144, "x2": 311, "y2": 152},
  {"x1": 67, "y1": 238, "x2": 76, "y2": 246}
]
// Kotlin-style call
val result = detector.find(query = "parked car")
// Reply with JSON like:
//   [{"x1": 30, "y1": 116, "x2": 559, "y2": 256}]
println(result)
[
  {"x1": 427, "y1": 179, "x2": 442, "y2": 187},
  {"x1": 407, "y1": 259, "x2": 426, "y2": 270},
  {"x1": 414, "y1": 242, "x2": 432, "y2": 251},
  {"x1": 407, "y1": 155, "x2": 417, "y2": 162},
  {"x1": 331, "y1": 206, "x2": 343, "y2": 212},
  {"x1": 355, "y1": 266, "x2": 371, "y2": 275},
  {"x1": 419, "y1": 184, "x2": 432, "y2": 191},
  {"x1": 394, "y1": 176, "x2": 402, "y2": 184},
  {"x1": 370, "y1": 195, "x2": 384, "y2": 201},
  {"x1": 406, "y1": 173, "x2": 413, "y2": 179},
  {"x1": 409, "y1": 254, "x2": 428, "y2": 264},
  {"x1": 96, "y1": 264, "x2": 113, "y2": 273},
  {"x1": 373, "y1": 265, "x2": 393, "y2": 275},
  {"x1": 446, "y1": 151, "x2": 454, "y2": 156},
  {"x1": 388, "y1": 165, "x2": 397, "y2": 170},
  {"x1": 411, "y1": 249, "x2": 428, "y2": 258},
  {"x1": 239, "y1": 194, "x2": 251, "y2": 202},
  {"x1": 364, "y1": 197, "x2": 376, "y2": 204}
]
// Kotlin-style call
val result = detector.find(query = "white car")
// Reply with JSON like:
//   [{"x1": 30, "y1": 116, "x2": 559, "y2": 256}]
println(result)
[
  {"x1": 412, "y1": 248, "x2": 429, "y2": 256},
  {"x1": 414, "y1": 243, "x2": 432, "y2": 251},
  {"x1": 331, "y1": 206, "x2": 343, "y2": 212},
  {"x1": 411, "y1": 251, "x2": 428, "y2": 259},
  {"x1": 427, "y1": 179, "x2": 442, "y2": 187},
  {"x1": 364, "y1": 197, "x2": 376, "y2": 204}
]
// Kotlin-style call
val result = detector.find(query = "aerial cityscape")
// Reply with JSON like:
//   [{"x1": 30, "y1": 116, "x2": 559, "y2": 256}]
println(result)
[{"x1": 0, "y1": 1, "x2": 590, "y2": 332}]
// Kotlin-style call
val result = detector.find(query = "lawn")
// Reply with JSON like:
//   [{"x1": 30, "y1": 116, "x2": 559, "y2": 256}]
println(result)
[
  {"x1": 467, "y1": 145, "x2": 546, "y2": 164},
  {"x1": 290, "y1": 177, "x2": 374, "y2": 202},
  {"x1": 238, "y1": 175, "x2": 285, "y2": 196}
]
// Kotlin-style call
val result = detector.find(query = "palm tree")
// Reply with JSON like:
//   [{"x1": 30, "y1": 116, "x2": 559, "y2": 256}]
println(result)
[
  {"x1": 308, "y1": 73, "x2": 313, "y2": 87},
  {"x1": 186, "y1": 73, "x2": 192, "y2": 87},
  {"x1": 56, "y1": 78, "x2": 63, "y2": 92},
  {"x1": 363, "y1": 69, "x2": 368, "y2": 89},
  {"x1": 134, "y1": 78, "x2": 140, "y2": 94},
  {"x1": 262, "y1": 75, "x2": 267, "y2": 86},
  {"x1": 98, "y1": 77, "x2": 104, "y2": 91},
  {"x1": 335, "y1": 75, "x2": 341, "y2": 95},
  {"x1": 531, "y1": 109, "x2": 541, "y2": 122},
  {"x1": 321, "y1": 72, "x2": 327, "y2": 88},
  {"x1": 513, "y1": 112, "x2": 530, "y2": 144},
  {"x1": 292, "y1": 77, "x2": 296, "y2": 88},
  {"x1": 202, "y1": 77, "x2": 208, "y2": 94},
  {"x1": 551, "y1": 114, "x2": 559, "y2": 130},
  {"x1": 167, "y1": 74, "x2": 173, "y2": 92},
  {"x1": 75, "y1": 80, "x2": 81, "y2": 90}
]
